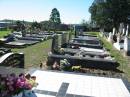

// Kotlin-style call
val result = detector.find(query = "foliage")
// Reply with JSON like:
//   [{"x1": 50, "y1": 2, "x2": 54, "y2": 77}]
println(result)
[
  {"x1": 31, "y1": 21, "x2": 41, "y2": 30},
  {"x1": 89, "y1": 0, "x2": 129, "y2": 30},
  {"x1": 40, "y1": 21, "x2": 51, "y2": 31},
  {"x1": 71, "y1": 66, "x2": 81, "y2": 71},
  {"x1": 41, "y1": 21, "x2": 69, "y2": 31},
  {"x1": 49, "y1": 8, "x2": 61, "y2": 32},
  {"x1": 14, "y1": 21, "x2": 26, "y2": 32},
  {"x1": 60, "y1": 59, "x2": 71, "y2": 71},
  {"x1": 50, "y1": 8, "x2": 61, "y2": 24}
]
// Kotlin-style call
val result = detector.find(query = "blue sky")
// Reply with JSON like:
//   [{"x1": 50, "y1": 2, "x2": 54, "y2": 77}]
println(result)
[{"x1": 0, "y1": 0, "x2": 94, "y2": 24}]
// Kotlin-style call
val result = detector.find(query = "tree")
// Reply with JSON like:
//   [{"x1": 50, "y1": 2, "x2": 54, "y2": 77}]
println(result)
[
  {"x1": 89, "y1": 0, "x2": 129, "y2": 31},
  {"x1": 13, "y1": 21, "x2": 26, "y2": 36},
  {"x1": 49, "y1": 8, "x2": 61, "y2": 32},
  {"x1": 15, "y1": 21, "x2": 25, "y2": 32},
  {"x1": 41, "y1": 21, "x2": 51, "y2": 31},
  {"x1": 31, "y1": 21, "x2": 41, "y2": 31}
]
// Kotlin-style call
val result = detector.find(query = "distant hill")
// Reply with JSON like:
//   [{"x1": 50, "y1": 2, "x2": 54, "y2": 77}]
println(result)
[{"x1": 0, "y1": 19, "x2": 32, "y2": 24}]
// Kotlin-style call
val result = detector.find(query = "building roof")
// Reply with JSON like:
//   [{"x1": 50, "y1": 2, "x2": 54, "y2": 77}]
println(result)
[{"x1": 31, "y1": 70, "x2": 130, "y2": 97}]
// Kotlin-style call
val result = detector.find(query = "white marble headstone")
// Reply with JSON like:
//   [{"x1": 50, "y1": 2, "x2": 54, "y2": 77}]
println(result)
[
  {"x1": 122, "y1": 28, "x2": 125, "y2": 36},
  {"x1": 126, "y1": 25, "x2": 129, "y2": 36},
  {"x1": 108, "y1": 32, "x2": 113, "y2": 42},
  {"x1": 113, "y1": 28, "x2": 116, "y2": 35},
  {"x1": 124, "y1": 36, "x2": 130, "y2": 52}
]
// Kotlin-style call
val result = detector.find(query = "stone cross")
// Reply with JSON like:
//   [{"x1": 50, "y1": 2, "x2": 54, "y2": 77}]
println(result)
[{"x1": 33, "y1": 82, "x2": 89, "y2": 97}]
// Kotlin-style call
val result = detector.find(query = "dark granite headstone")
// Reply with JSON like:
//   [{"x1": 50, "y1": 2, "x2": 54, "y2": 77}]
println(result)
[{"x1": 51, "y1": 34, "x2": 59, "y2": 53}]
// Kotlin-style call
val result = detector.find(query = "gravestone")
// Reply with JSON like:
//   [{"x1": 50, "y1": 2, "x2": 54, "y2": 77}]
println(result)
[
  {"x1": 113, "y1": 28, "x2": 117, "y2": 42},
  {"x1": 113, "y1": 33, "x2": 123, "y2": 50},
  {"x1": 119, "y1": 23, "x2": 124, "y2": 35},
  {"x1": 126, "y1": 24, "x2": 129, "y2": 36},
  {"x1": 122, "y1": 28, "x2": 125, "y2": 36},
  {"x1": 61, "y1": 32, "x2": 68, "y2": 47},
  {"x1": 113, "y1": 28, "x2": 116, "y2": 35},
  {"x1": 68, "y1": 31, "x2": 72, "y2": 41},
  {"x1": 117, "y1": 33, "x2": 121, "y2": 43},
  {"x1": 108, "y1": 32, "x2": 113, "y2": 42},
  {"x1": 124, "y1": 37, "x2": 130, "y2": 56},
  {"x1": 100, "y1": 28, "x2": 104, "y2": 37},
  {"x1": 51, "y1": 34, "x2": 59, "y2": 53}
]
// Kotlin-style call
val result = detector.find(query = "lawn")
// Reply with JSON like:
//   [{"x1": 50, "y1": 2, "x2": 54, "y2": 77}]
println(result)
[
  {"x1": 0, "y1": 30, "x2": 11, "y2": 38},
  {"x1": 12, "y1": 39, "x2": 52, "y2": 68}
]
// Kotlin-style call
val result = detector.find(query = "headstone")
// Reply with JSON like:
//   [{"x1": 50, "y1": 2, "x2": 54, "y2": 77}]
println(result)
[
  {"x1": 112, "y1": 28, "x2": 116, "y2": 35},
  {"x1": 119, "y1": 23, "x2": 124, "y2": 35},
  {"x1": 122, "y1": 28, "x2": 125, "y2": 36},
  {"x1": 126, "y1": 24, "x2": 129, "y2": 36},
  {"x1": 61, "y1": 32, "x2": 68, "y2": 47},
  {"x1": 19, "y1": 53, "x2": 24, "y2": 68},
  {"x1": 124, "y1": 37, "x2": 130, "y2": 56},
  {"x1": 108, "y1": 32, "x2": 113, "y2": 42},
  {"x1": 51, "y1": 34, "x2": 59, "y2": 53},
  {"x1": 68, "y1": 32, "x2": 72, "y2": 41},
  {"x1": 74, "y1": 25, "x2": 77, "y2": 37},
  {"x1": 113, "y1": 33, "x2": 124, "y2": 51},
  {"x1": 117, "y1": 33, "x2": 121, "y2": 43},
  {"x1": 100, "y1": 28, "x2": 104, "y2": 37}
]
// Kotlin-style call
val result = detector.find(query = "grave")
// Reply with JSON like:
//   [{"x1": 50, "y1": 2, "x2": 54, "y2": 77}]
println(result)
[
  {"x1": 48, "y1": 34, "x2": 118, "y2": 70},
  {"x1": 30, "y1": 70, "x2": 130, "y2": 97},
  {"x1": 68, "y1": 36, "x2": 103, "y2": 49},
  {"x1": 0, "y1": 48, "x2": 24, "y2": 68},
  {"x1": 55, "y1": 32, "x2": 102, "y2": 52},
  {"x1": 1, "y1": 32, "x2": 54, "y2": 48}
]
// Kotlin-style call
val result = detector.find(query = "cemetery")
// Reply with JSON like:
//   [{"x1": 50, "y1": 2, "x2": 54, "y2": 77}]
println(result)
[
  {"x1": 47, "y1": 31, "x2": 119, "y2": 71},
  {"x1": 0, "y1": 31, "x2": 54, "y2": 48},
  {"x1": 0, "y1": 24, "x2": 130, "y2": 97},
  {"x1": 0, "y1": 0, "x2": 130, "y2": 97},
  {"x1": 101, "y1": 24, "x2": 130, "y2": 56},
  {"x1": 0, "y1": 47, "x2": 24, "y2": 68}
]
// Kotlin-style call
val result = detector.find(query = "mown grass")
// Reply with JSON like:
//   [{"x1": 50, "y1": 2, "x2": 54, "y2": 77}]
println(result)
[
  {"x1": 12, "y1": 39, "x2": 52, "y2": 68},
  {"x1": 85, "y1": 32, "x2": 99, "y2": 36},
  {"x1": 0, "y1": 30, "x2": 11, "y2": 38}
]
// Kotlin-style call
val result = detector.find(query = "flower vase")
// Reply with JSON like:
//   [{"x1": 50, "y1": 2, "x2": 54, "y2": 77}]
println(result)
[{"x1": 12, "y1": 92, "x2": 23, "y2": 97}]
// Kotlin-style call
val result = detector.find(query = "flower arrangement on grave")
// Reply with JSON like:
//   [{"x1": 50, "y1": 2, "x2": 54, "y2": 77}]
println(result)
[
  {"x1": 0, "y1": 73, "x2": 38, "y2": 97},
  {"x1": 71, "y1": 66, "x2": 81, "y2": 71}
]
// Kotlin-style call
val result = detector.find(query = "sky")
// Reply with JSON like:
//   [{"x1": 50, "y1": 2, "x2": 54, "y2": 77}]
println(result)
[{"x1": 0, "y1": 0, "x2": 94, "y2": 24}]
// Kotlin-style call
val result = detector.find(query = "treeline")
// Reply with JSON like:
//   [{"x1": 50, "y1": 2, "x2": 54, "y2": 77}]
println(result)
[
  {"x1": 1, "y1": 8, "x2": 70, "y2": 32},
  {"x1": 89, "y1": 0, "x2": 130, "y2": 31}
]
